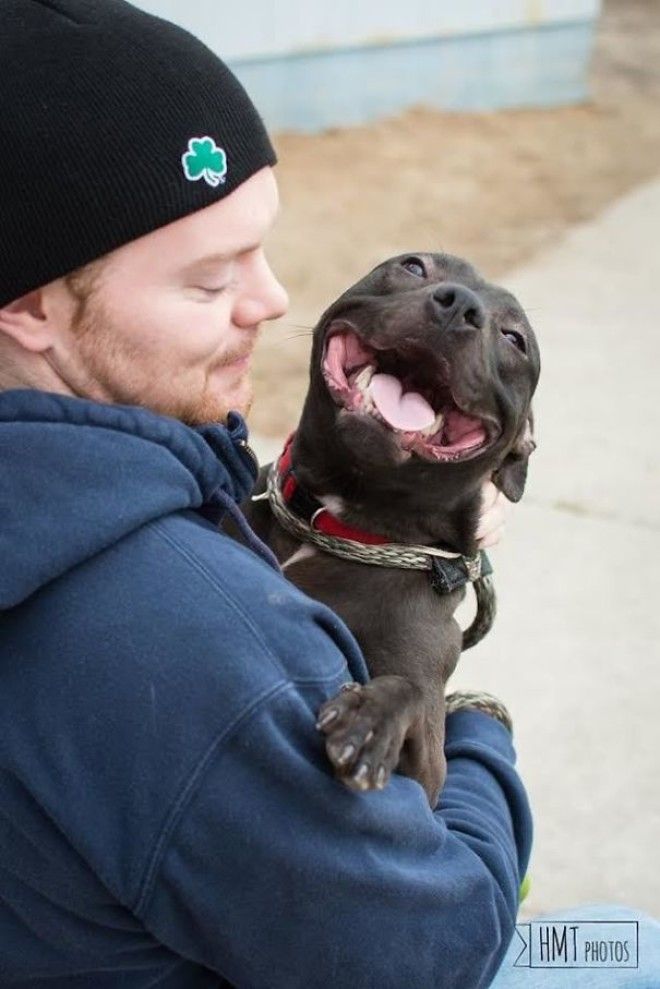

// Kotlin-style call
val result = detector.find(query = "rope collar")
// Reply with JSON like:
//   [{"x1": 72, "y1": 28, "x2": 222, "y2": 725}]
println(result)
[{"x1": 262, "y1": 433, "x2": 492, "y2": 595}]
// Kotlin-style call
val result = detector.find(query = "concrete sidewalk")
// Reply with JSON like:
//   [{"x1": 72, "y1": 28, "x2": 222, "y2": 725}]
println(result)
[{"x1": 249, "y1": 178, "x2": 660, "y2": 919}]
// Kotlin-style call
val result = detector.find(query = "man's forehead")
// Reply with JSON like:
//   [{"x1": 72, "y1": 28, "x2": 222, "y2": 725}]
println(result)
[{"x1": 113, "y1": 167, "x2": 280, "y2": 276}]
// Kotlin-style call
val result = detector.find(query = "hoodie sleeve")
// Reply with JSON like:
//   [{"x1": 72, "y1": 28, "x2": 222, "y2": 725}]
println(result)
[{"x1": 136, "y1": 674, "x2": 532, "y2": 989}]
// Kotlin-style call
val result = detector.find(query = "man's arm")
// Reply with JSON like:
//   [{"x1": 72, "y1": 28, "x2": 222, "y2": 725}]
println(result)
[{"x1": 136, "y1": 673, "x2": 532, "y2": 989}]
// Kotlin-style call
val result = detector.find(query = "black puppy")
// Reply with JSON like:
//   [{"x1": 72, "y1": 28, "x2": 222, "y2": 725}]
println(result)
[{"x1": 242, "y1": 252, "x2": 540, "y2": 807}]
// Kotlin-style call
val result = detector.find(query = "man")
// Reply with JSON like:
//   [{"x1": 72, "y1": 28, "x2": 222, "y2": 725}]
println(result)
[{"x1": 0, "y1": 2, "x2": 530, "y2": 986}]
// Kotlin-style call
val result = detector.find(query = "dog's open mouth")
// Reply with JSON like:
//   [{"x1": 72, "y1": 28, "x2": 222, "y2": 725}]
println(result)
[{"x1": 322, "y1": 328, "x2": 495, "y2": 462}]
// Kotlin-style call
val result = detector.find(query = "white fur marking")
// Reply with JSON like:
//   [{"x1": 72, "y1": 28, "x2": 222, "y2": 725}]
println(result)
[
  {"x1": 319, "y1": 494, "x2": 345, "y2": 516},
  {"x1": 281, "y1": 544, "x2": 317, "y2": 572}
]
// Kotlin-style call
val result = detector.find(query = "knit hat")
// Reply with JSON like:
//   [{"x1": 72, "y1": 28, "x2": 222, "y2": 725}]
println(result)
[{"x1": 0, "y1": 0, "x2": 276, "y2": 308}]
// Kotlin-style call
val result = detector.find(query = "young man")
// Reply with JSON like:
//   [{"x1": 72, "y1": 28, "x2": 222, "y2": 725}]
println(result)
[{"x1": 0, "y1": 2, "x2": 529, "y2": 986}]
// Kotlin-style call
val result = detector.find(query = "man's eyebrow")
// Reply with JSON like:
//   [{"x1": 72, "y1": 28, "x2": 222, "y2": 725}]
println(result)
[{"x1": 180, "y1": 246, "x2": 260, "y2": 273}]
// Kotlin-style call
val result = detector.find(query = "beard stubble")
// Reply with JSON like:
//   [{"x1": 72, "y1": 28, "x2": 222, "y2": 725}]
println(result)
[{"x1": 67, "y1": 292, "x2": 253, "y2": 427}]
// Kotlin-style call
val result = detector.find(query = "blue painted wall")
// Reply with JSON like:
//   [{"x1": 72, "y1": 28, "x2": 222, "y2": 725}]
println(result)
[
  {"x1": 230, "y1": 21, "x2": 597, "y2": 133},
  {"x1": 133, "y1": 2, "x2": 601, "y2": 132}
]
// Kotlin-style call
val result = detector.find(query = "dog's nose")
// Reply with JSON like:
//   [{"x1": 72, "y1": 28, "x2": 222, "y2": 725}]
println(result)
[{"x1": 432, "y1": 283, "x2": 485, "y2": 330}]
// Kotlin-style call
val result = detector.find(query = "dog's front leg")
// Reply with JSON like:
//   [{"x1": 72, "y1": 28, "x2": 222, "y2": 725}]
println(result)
[
  {"x1": 316, "y1": 676, "x2": 446, "y2": 807},
  {"x1": 398, "y1": 692, "x2": 447, "y2": 808}
]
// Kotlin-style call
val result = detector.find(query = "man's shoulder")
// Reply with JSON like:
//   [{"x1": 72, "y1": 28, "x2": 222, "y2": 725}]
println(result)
[
  {"x1": 147, "y1": 508, "x2": 350, "y2": 659},
  {"x1": 46, "y1": 506, "x2": 357, "y2": 692}
]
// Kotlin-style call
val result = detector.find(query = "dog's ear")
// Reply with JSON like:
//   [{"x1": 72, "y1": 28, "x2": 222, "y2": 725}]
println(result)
[{"x1": 492, "y1": 411, "x2": 536, "y2": 503}]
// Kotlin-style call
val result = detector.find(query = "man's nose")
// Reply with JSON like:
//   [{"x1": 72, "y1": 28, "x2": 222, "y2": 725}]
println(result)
[
  {"x1": 261, "y1": 267, "x2": 289, "y2": 323},
  {"x1": 234, "y1": 260, "x2": 289, "y2": 328},
  {"x1": 431, "y1": 283, "x2": 485, "y2": 331}
]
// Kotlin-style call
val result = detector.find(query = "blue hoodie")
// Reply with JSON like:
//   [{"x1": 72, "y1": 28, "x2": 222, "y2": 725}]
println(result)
[{"x1": 0, "y1": 388, "x2": 532, "y2": 988}]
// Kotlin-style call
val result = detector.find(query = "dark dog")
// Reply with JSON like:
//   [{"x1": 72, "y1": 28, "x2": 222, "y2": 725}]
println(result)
[{"x1": 241, "y1": 252, "x2": 540, "y2": 807}]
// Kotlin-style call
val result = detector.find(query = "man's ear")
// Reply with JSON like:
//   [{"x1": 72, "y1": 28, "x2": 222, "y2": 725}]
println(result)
[
  {"x1": 0, "y1": 289, "x2": 53, "y2": 353},
  {"x1": 492, "y1": 410, "x2": 536, "y2": 503}
]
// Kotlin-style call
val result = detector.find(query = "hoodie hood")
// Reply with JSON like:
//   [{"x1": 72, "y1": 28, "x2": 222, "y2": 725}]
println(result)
[{"x1": 0, "y1": 389, "x2": 269, "y2": 610}]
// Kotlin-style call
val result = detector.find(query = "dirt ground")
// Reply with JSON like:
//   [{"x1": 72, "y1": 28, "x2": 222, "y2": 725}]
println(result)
[{"x1": 248, "y1": 0, "x2": 660, "y2": 438}]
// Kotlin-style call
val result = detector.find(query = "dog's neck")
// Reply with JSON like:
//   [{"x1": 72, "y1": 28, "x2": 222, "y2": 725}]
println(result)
[{"x1": 289, "y1": 413, "x2": 485, "y2": 557}]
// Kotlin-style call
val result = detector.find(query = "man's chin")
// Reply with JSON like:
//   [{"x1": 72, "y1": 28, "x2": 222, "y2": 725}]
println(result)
[{"x1": 176, "y1": 381, "x2": 254, "y2": 427}]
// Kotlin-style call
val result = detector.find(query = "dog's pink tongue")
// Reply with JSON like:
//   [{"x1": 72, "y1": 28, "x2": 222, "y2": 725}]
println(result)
[{"x1": 369, "y1": 374, "x2": 435, "y2": 431}]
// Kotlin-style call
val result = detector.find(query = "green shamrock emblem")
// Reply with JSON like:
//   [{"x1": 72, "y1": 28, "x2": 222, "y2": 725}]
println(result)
[{"x1": 181, "y1": 135, "x2": 228, "y2": 188}]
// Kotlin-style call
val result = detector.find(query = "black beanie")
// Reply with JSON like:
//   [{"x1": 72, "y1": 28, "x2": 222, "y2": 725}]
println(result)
[{"x1": 0, "y1": 0, "x2": 277, "y2": 308}]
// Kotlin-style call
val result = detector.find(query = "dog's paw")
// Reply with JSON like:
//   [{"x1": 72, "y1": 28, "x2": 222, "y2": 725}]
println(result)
[{"x1": 315, "y1": 676, "x2": 420, "y2": 794}]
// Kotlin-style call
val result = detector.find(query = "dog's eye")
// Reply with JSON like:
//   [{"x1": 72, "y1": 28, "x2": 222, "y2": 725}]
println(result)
[
  {"x1": 401, "y1": 257, "x2": 426, "y2": 278},
  {"x1": 501, "y1": 329, "x2": 527, "y2": 354}
]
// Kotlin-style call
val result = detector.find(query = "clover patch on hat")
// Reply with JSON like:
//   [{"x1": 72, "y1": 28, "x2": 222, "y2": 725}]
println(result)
[{"x1": 181, "y1": 136, "x2": 228, "y2": 187}]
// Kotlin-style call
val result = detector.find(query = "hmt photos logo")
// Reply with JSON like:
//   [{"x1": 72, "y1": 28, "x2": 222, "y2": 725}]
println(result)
[{"x1": 514, "y1": 920, "x2": 639, "y2": 969}]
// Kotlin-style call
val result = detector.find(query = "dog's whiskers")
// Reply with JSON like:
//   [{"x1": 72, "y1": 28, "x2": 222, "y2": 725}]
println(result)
[
  {"x1": 267, "y1": 333, "x2": 314, "y2": 344},
  {"x1": 265, "y1": 323, "x2": 315, "y2": 344}
]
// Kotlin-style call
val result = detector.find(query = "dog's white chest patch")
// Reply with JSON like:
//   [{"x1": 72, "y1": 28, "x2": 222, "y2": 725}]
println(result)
[{"x1": 281, "y1": 544, "x2": 317, "y2": 572}]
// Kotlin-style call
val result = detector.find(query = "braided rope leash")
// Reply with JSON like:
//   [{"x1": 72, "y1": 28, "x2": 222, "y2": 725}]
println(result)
[{"x1": 445, "y1": 689, "x2": 513, "y2": 734}]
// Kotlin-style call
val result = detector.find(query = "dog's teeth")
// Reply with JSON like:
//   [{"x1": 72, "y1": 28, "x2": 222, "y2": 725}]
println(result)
[
  {"x1": 420, "y1": 410, "x2": 444, "y2": 437},
  {"x1": 354, "y1": 365, "x2": 375, "y2": 391},
  {"x1": 354, "y1": 365, "x2": 377, "y2": 412}
]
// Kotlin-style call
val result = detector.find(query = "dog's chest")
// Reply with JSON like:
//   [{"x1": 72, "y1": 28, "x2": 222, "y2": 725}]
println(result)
[{"x1": 278, "y1": 538, "x2": 465, "y2": 682}]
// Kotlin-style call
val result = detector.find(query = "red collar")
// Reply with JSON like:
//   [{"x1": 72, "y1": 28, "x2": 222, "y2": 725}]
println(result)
[
  {"x1": 275, "y1": 432, "x2": 389, "y2": 546},
  {"x1": 270, "y1": 433, "x2": 494, "y2": 619}
]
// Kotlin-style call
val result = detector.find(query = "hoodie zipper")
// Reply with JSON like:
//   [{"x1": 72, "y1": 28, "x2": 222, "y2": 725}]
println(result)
[{"x1": 237, "y1": 437, "x2": 259, "y2": 472}]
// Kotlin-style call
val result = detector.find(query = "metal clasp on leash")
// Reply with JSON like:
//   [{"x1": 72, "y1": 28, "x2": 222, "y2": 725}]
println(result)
[{"x1": 310, "y1": 506, "x2": 328, "y2": 530}]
